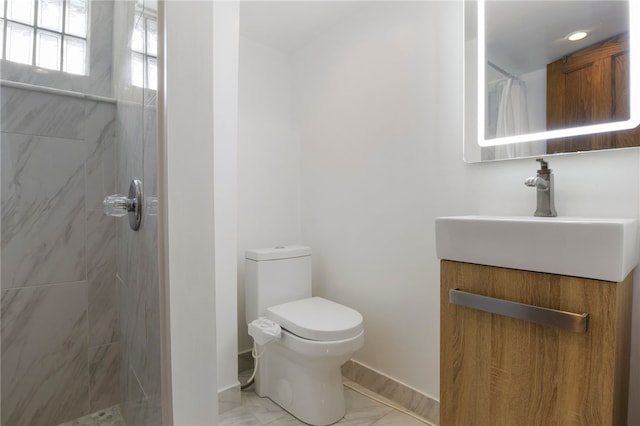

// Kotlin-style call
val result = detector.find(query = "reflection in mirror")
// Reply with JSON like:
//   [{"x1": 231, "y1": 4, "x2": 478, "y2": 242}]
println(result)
[{"x1": 464, "y1": 0, "x2": 640, "y2": 162}]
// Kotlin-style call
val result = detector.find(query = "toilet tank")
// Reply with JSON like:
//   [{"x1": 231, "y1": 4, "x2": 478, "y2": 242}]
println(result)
[{"x1": 245, "y1": 245, "x2": 312, "y2": 324}]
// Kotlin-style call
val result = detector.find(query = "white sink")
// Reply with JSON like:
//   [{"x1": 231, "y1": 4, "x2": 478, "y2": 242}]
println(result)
[{"x1": 435, "y1": 216, "x2": 639, "y2": 282}]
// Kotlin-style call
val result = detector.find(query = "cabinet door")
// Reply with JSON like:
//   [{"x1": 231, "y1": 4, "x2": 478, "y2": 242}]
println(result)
[
  {"x1": 546, "y1": 33, "x2": 638, "y2": 153},
  {"x1": 612, "y1": 51, "x2": 640, "y2": 148},
  {"x1": 440, "y1": 261, "x2": 632, "y2": 426}
]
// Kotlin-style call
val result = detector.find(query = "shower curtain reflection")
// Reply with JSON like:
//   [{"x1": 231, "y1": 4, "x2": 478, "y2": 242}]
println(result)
[
  {"x1": 489, "y1": 78, "x2": 529, "y2": 137},
  {"x1": 486, "y1": 77, "x2": 545, "y2": 159}
]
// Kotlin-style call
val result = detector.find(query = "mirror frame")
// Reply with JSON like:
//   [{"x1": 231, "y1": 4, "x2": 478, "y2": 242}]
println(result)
[{"x1": 472, "y1": 0, "x2": 640, "y2": 148}]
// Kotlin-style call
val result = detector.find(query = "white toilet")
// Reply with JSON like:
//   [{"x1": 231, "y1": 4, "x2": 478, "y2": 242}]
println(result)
[{"x1": 245, "y1": 245, "x2": 364, "y2": 426}]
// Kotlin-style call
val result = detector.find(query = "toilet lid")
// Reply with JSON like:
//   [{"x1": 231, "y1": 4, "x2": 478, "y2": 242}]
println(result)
[{"x1": 266, "y1": 297, "x2": 363, "y2": 341}]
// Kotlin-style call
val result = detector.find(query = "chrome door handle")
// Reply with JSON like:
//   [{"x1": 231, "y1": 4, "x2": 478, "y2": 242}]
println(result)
[
  {"x1": 103, "y1": 179, "x2": 143, "y2": 231},
  {"x1": 449, "y1": 289, "x2": 588, "y2": 333}
]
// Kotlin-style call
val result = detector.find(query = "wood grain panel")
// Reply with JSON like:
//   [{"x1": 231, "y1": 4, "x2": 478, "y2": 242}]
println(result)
[
  {"x1": 441, "y1": 261, "x2": 632, "y2": 426},
  {"x1": 546, "y1": 33, "x2": 631, "y2": 153},
  {"x1": 612, "y1": 52, "x2": 640, "y2": 148}
]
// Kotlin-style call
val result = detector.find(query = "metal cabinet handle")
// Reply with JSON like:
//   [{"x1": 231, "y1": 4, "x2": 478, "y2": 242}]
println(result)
[{"x1": 449, "y1": 289, "x2": 588, "y2": 333}]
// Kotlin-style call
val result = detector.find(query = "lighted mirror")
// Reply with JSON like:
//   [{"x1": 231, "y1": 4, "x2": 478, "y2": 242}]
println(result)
[{"x1": 464, "y1": 0, "x2": 640, "y2": 162}]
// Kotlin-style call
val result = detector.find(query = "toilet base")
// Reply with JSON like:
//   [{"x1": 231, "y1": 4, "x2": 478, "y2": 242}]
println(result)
[{"x1": 255, "y1": 342, "x2": 347, "y2": 425}]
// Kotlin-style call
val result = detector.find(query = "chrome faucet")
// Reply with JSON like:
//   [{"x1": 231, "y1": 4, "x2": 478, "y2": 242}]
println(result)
[{"x1": 524, "y1": 158, "x2": 557, "y2": 217}]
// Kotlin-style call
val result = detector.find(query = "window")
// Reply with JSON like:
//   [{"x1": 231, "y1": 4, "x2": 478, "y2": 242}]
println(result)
[
  {"x1": 131, "y1": 7, "x2": 157, "y2": 90},
  {"x1": 0, "y1": 0, "x2": 88, "y2": 75}
]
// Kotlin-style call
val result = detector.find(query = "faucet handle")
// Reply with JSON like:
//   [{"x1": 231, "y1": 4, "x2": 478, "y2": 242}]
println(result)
[{"x1": 536, "y1": 158, "x2": 549, "y2": 170}]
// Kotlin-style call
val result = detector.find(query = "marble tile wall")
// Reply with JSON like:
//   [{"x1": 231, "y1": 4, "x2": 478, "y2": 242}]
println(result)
[
  {"x1": 0, "y1": 86, "x2": 119, "y2": 426},
  {"x1": 0, "y1": 2, "x2": 166, "y2": 424},
  {"x1": 115, "y1": 86, "x2": 162, "y2": 426},
  {"x1": 113, "y1": 1, "x2": 163, "y2": 425}
]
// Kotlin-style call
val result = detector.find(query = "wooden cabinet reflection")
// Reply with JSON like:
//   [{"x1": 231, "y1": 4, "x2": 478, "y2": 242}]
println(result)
[{"x1": 547, "y1": 33, "x2": 639, "y2": 153}]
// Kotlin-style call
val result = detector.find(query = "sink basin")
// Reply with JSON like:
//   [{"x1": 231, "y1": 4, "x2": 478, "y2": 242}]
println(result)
[{"x1": 435, "y1": 216, "x2": 639, "y2": 282}]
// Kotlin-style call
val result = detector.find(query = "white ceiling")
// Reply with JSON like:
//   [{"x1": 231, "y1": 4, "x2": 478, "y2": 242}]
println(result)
[
  {"x1": 239, "y1": 1, "x2": 629, "y2": 75},
  {"x1": 485, "y1": 1, "x2": 628, "y2": 75},
  {"x1": 239, "y1": 1, "x2": 369, "y2": 53}
]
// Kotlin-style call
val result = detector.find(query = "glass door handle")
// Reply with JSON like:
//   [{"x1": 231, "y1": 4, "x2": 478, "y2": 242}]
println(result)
[
  {"x1": 103, "y1": 195, "x2": 129, "y2": 217},
  {"x1": 103, "y1": 179, "x2": 143, "y2": 231}
]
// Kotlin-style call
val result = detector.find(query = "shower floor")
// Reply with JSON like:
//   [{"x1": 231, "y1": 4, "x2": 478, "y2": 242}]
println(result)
[{"x1": 56, "y1": 406, "x2": 125, "y2": 426}]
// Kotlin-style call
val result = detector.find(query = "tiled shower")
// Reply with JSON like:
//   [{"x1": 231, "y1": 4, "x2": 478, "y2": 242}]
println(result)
[{"x1": 0, "y1": 1, "x2": 161, "y2": 425}]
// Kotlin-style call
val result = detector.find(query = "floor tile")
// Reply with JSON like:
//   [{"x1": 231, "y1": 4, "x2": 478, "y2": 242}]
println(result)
[
  {"x1": 219, "y1": 406, "x2": 263, "y2": 426},
  {"x1": 371, "y1": 410, "x2": 428, "y2": 426},
  {"x1": 56, "y1": 406, "x2": 125, "y2": 426},
  {"x1": 338, "y1": 389, "x2": 394, "y2": 424},
  {"x1": 221, "y1": 386, "x2": 429, "y2": 426},
  {"x1": 241, "y1": 391, "x2": 292, "y2": 425}
]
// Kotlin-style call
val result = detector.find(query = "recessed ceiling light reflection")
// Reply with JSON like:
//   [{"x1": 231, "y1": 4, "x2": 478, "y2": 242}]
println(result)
[{"x1": 567, "y1": 31, "x2": 588, "y2": 41}]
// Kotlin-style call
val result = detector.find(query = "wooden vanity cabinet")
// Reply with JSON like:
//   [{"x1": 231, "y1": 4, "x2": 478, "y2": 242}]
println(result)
[{"x1": 440, "y1": 260, "x2": 633, "y2": 426}]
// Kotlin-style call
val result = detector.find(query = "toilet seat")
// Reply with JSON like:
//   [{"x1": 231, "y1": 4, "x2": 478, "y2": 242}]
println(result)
[{"x1": 266, "y1": 297, "x2": 363, "y2": 341}]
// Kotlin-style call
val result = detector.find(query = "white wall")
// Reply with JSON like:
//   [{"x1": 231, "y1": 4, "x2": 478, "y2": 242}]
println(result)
[
  {"x1": 165, "y1": 1, "x2": 218, "y2": 423},
  {"x1": 521, "y1": 68, "x2": 546, "y2": 134},
  {"x1": 214, "y1": 1, "x2": 240, "y2": 392},
  {"x1": 291, "y1": 2, "x2": 640, "y2": 423},
  {"x1": 237, "y1": 36, "x2": 302, "y2": 352},
  {"x1": 292, "y1": 1, "x2": 461, "y2": 400},
  {"x1": 238, "y1": 1, "x2": 640, "y2": 423}
]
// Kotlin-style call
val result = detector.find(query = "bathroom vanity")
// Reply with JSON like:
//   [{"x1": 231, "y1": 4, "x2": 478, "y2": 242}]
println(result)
[
  {"x1": 436, "y1": 216, "x2": 638, "y2": 425},
  {"x1": 440, "y1": 261, "x2": 631, "y2": 425}
]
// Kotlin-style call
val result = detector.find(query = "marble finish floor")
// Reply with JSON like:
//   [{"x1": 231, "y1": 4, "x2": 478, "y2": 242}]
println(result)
[
  {"x1": 221, "y1": 380, "x2": 430, "y2": 426},
  {"x1": 53, "y1": 380, "x2": 430, "y2": 426},
  {"x1": 56, "y1": 406, "x2": 125, "y2": 426}
]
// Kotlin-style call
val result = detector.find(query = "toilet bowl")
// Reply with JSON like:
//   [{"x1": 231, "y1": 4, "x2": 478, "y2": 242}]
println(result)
[
  {"x1": 256, "y1": 298, "x2": 364, "y2": 425},
  {"x1": 245, "y1": 247, "x2": 365, "y2": 425}
]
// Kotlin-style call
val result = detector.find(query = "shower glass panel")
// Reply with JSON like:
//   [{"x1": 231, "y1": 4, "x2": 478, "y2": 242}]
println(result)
[{"x1": 0, "y1": 1, "x2": 163, "y2": 425}]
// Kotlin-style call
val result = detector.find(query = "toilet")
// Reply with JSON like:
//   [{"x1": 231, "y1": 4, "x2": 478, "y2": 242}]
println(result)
[{"x1": 245, "y1": 245, "x2": 364, "y2": 426}]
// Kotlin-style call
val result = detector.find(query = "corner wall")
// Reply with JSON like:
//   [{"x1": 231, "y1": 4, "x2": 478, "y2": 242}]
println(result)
[{"x1": 237, "y1": 36, "x2": 302, "y2": 353}]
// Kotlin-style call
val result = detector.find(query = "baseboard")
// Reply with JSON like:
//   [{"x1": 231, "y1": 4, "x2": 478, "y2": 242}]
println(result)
[{"x1": 341, "y1": 360, "x2": 440, "y2": 425}]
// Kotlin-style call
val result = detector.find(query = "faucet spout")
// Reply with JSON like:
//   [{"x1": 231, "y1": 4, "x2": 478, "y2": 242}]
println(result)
[
  {"x1": 524, "y1": 158, "x2": 557, "y2": 217},
  {"x1": 524, "y1": 176, "x2": 549, "y2": 190}
]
